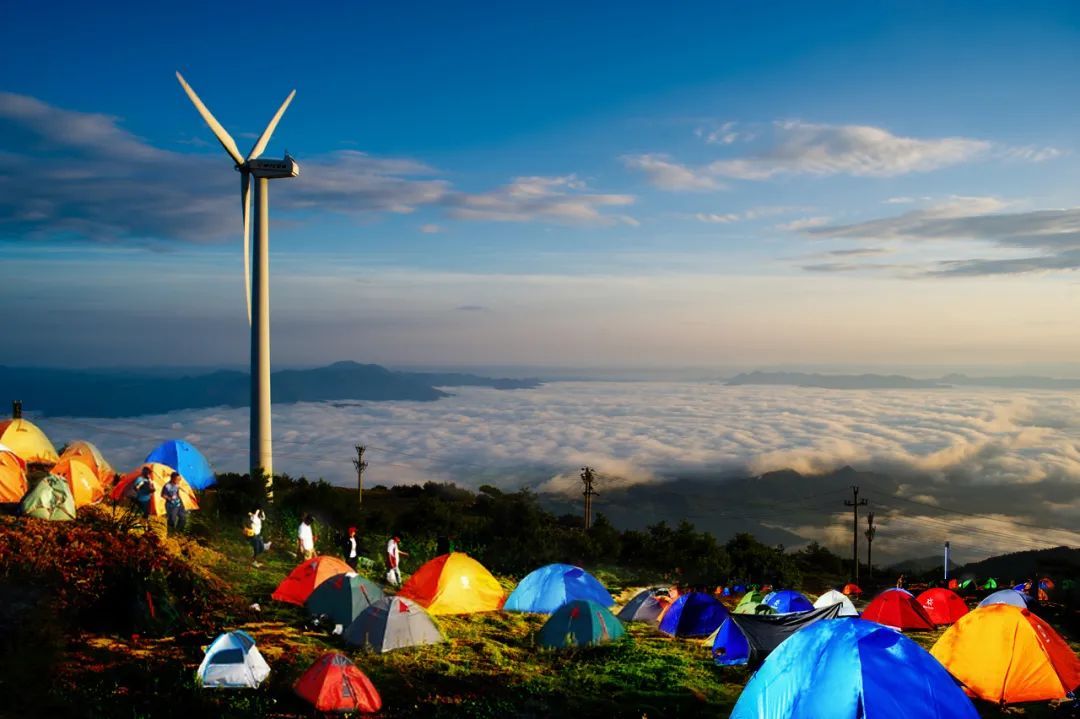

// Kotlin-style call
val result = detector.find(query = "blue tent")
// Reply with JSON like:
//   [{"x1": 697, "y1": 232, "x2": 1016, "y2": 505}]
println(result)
[
  {"x1": 504, "y1": 563, "x2": 613, "y2": 613},
  {"x1": 538, "y1": 599, "x2": 625, "y2": 649},
  {"x1": 196, "y1": 631, "x2": 271, "y2": 689},
  {"x1": 978, "y1": 589, "x2": 1029, "y2": 609},
  {"x1": 711, "y1": 616, "x2": 751, "y2": 665},
  {"x1": 658, "y1": 592, "x2": 728, "y2": 638},
  {"x1": 762, "y1": 589, "x2": 813, "y2": 614},
  {"x1": 146, "y1": 439, "x2": 215, "y2": 489},
  {"x1": 730, "y1": 618, "x2": 980, "y2": 719}
]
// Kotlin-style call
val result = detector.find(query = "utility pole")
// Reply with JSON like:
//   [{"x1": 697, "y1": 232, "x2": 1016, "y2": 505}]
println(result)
[
  {"x1": 580, "y1": 466, "x2": 597, "y2": 530},
  {"x1": 353, "y1": 445, "x2": 368, "y2": 508},
  {"x1": 844, "y1": 486, "x2": 868, "y2": 584},
  {"x1": 865, "y1": 511, "x2": 876, "y2": 583},
  {"x1": 944, "y1": 541, "x2": 950, "y2": 583}
]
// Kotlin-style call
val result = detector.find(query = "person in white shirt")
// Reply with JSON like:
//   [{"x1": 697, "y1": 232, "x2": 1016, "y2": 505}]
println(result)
[
  {"x1": 247, "y1": 507, "x2": 272, "y2": 566},
  {"x1": 386, "y1": 535, "x2": 408, "y2": 586},
  {"x1": 297, "y1": 514, "x2": 315, "y2": 560},
  {"x1": 342, "y1": 526, "x2": 359, "y2": 570}
]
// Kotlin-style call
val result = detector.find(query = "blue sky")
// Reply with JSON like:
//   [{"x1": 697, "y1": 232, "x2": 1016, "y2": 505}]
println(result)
[{"x1": 3, "y1": 0, "x2": 1080, "y2": 370}]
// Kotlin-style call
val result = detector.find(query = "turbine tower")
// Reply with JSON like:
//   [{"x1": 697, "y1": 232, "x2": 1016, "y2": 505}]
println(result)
[{"x1": 176, "y1": 71, "x2": 299, "y2": 495}]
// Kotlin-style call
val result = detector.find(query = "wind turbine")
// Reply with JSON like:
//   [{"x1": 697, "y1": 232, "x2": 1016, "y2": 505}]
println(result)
[{"x1": 176, "y1": 71, "x2": 299, "y2": 495}]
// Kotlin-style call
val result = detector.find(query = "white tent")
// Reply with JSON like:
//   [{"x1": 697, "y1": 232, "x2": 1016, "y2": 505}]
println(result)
[
  {"x1": 813, "y1": 589, "x2": 859, "y2": 617},
  {"x1": 196, "y1": 631, "x2": 271, "y2": 689}
]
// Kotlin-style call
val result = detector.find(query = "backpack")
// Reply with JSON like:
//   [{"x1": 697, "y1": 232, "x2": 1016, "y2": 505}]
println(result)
[{"x1": 242, "y1": 514, "x2": 256, "y2": 537}]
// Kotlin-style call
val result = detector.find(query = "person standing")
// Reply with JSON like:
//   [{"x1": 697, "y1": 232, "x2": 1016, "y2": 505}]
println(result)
[
  {"x1": 132, "y1": 465, "x2": 154, "y2": 518},
  {"x1": 160, "y1": 472, "x2": 187, "y2": 533},
  {"x1": 246, "y1": 507, "x2": 271, "y2": 566},
  {"x1": 342, "y1": 526, "x2": 360, "y2": 570},
  {"x1": 386, "y1": 534, "x2": 408, "y2": 587},
  {"x1": 297, "y1": 514, "x2": 316, "y2": 560}
]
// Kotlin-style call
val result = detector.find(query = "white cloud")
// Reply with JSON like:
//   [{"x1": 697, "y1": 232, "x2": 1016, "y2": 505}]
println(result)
[
  {"x1": 694, "y1": 213, "x2": 740, "y2": 224},
  {"x1": 419, "y1": 223, "x2": 442, "y2": 234},
  {"x1": 447, "y1": 175, "x2": 637, "y2": 226},
  {"x1": 777, "y1": 216, "x2": 831, "y2": 231},
  {"x1": 620, "y1": 154, "x2": 722, "y2": 191}
]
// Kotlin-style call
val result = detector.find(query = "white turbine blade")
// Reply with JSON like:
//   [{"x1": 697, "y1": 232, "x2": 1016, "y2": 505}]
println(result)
[
  {"x1": 175, "y1": 71, "x2": 245, "y2": 166},
  {"x1": 241, "y1": 172, "x2": 252, "y2": 326},
  {"x1": 246, "y1": 89, "x2": 296, "y2": 161}
]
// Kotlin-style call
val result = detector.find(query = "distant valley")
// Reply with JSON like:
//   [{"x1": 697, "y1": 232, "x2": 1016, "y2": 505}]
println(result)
[{"x1": 727, "y1": 371, "x2": 1080, "y2": 390}]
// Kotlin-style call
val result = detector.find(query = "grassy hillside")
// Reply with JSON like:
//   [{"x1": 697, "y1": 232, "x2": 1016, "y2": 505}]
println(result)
[{"x1": 0, "y1": 477, "x2": 1077, "y2": 718}]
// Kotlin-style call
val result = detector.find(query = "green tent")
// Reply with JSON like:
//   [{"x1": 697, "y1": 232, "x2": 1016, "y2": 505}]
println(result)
[
  {"x1": 983, "y1": 578, "x2": 998, "y2": 590},
  {"x1": 538, "y1": 599, "x2": 625, "y2": 649},
  {"x1": 958, "y1": 579, "x2": 975, "y2": 590},
  {"x1": 734, "y1": 590, "x2": 773, "y2": 615},
  {"x1": 20, "y1": 474, "x2": 76, "y2": 520},
  {"x1": 306, "y1": 573, "x2": 385, "y2": 627}
]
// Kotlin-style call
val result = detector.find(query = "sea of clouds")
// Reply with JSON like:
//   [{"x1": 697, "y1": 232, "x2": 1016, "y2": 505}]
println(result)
[{"x1": 37, "y1": 381, "x2": 1080, "y2": 562}]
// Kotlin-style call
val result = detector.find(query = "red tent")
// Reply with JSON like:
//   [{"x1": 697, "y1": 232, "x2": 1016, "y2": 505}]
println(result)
[
  {"x1": 842, "y1": 583, "x2": 862, "y2": 596},
  {"x1": 271, "y1": 556, "x2": 353, "y2": 605},
  {"x1": 916, "y1": 587, "x2": 969, "y2": 625},
  {"x1": 947, "y1": 578, "x2": 959, "y2": 590},
  {"x1": 862, "y1": 588, "x2": 935, "y2": 631},
  {"x1": 294, "y1": 652, "x2": 381, "y2": 713}
]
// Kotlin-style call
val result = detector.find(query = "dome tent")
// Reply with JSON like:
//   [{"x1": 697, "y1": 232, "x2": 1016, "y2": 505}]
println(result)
[
  {"x1": 616, "y1": 588, "x2": 666, "y2": 623},
  {"x1": 58, "y1": 440, "x2": 115, "y2": 486},
  {"x1": 931, "y1": 604, "x2": 1080, "y2": 704},
  {"x1": 841, "y1": 583, "x2": 862, "y2": 596},
  {"x1": 145, "y1": 439, "x2": 215, "y2": 490},
  {"x1": 51, "y1": 457, "x2": 105, "y2": 507},
  {"x1": 812, "y1": 589, "x2": 858, "y2": 617},
  {"x1": 504, "y1": 563, "x2": 613, "y2": 614},
  {"x1": 306, "y1": 573, "x2": 384, "y2": 628},
  {"x1": 731, "y1": 618, "x2": 979, "y2": 719},
  {"x1": 658, "y1": 592, "x2": 728, "y2": 638},
  {"x1": 294, "y1": 652, "x2": 381, "y2": 714},
  {"x1": 709, "y1": 603, "x2": 845, "y2": 667},
  {"x1": 272, "y1": 556, "x2": 353, "y2": 606},
  {"x1": 343, "y1": 596, "x2": 444, "y2": 653},
  {"x1": 0, "y1": 443, "x2": 27, "y2": 503},
  {"x1": 733, "y1": 590, "x2": 773, "y2": 615},
  {"x1": 979, "y1": 589, "x2": 1029, "y2": 609},
  {"x1": 917, "y1": 587, "x2": 968, "y2": 625},
  {"x1": 538, "y1": 599, "x2": 625, "y2": 649},
  {"x1": 398, "y1": 552, "x2": 505, "y2": 615},
  {"x1": 0, "y1": 417, "x2": 58, "y2": 465},
  {"x1": 111, "y1": 463, "x2": 199, "y2": 516},
  {"x1": 861, "y1": 588, "x2": 934, "y2": 631},
  {"x1": 762, "y1": 589, "x2": 813, "y2": 614},
  {"x1": 196, "y1": 631, "x2": 271, "y2": 689},
  {"x1": 20, "y1": 474, "x2": 76, "y2": 520}
]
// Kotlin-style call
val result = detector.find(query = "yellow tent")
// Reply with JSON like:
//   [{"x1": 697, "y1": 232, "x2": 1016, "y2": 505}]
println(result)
[
  {"x1": 111, "y1": 463, "x2": 199, "y2": 516},
  {"x1": 51, "y1": 457, "x2": 105, "y2": 507},
  {"x1": 58, "y1": 440, "x2": 115, "y2": 486},
  {"x1": 931, "y1": 604, "x2": 1080, "y2": 704},
  {"x1": 0, "y1": 418, "x2": 59, "y2": 465},
  {"x1": 0, "y1": 443, "x2": 28, "y2": 503},
  {"x1": 398, "y1": 552, "x2": 506, "y2": 615}
]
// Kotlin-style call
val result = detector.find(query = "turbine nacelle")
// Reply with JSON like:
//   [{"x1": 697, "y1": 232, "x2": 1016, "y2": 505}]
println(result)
[{"x1": 246, "y1": 155, "x2": 300, "y2": 179}]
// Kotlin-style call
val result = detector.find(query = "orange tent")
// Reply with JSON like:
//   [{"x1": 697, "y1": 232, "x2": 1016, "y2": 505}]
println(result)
[
  {"x1": 842, "y1": 583, "x2": 862, "y2": 596},
  {"x1": 271, "y1": 556, "x2": 353, "y2": 605},
  {"x1": 931, "y1": 604, "x2": 1080, "y2": 704},
  {"x1": 0, "y1": 443, "x2": 27, "y2": 503},
  {"x1": 0, "y1": 418, "x2": 58, "y2": 465},
  {"x1": 110, "y1": 463, "x2": 198, "y2": 516},
  {"x1": 916, "y1": 587, "x2": 969, "y2": 625},
  {"x1": 398, "y1": 552, "x2": 505, "y2": 615},
  {"x1": 294, "y1": 652, "x2": 381, "y2": 713},
  {"x1": 52, "y1": 458, "x2": 105, "y2": 507},
  {"x1": 58, "y1": 441, "x2": 115, "y2": 486}
]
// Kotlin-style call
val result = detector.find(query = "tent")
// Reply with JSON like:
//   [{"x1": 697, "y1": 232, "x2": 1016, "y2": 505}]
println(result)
[
  {"x1": 710, "y1": 603, "x2": 845, "y2": 667},
  {"x1": 20, "y1": 474, "x2": 76, "y2": 520},
  {"x1": 538, "y1": 599, "x2": 625, "y2": 649},
  {"x1": 812, "y1": 589, "x2": 858, "y2": 617},
  {"x1": 272, "y1": 556, "x2": 353, "y2": 606},
  {"x1": 1011, "y1": 583, "x2": 1050, "y2": 601},
  {"x1": 306, "y1": 573, "x2": 385, "y2": 628},
  {"x1": 658, "y1": 592, "x2": 728, "y2": 638},
  {"x1": 0, "y1": 418, "x2": 58, "y2": 465},
  {"x1": 0, "y1": 443, "x2": 27, "y2": 503},
  {"x1": 504, "y1": 563, "x2": 613, "y2": 613},
  {"x1": 861, "y1": 588, "x2": 934, "y2": 631},
  {"x1": 294, "y1": 652, "x2": 381, "y2": 714},
  {"x1": 733, "y1": 590, "x2": 770, "y2": 614},
  {"x1": 145, "y1": 439, "x2": 215, "y2": 490},
  {"x1": 616, "y1": 588, "x2": 666, "y2": 623},
  {"x1": 196, "y1": 631, "x2": 271, "y2": 689},
  {"x1": 916, "y1": 588, "x2": 968, "y2": 625},
  {"x1": 958, "y1": 578, "x2": 976, "y2": 591},
  {"x1": 398, "y1": 552, "x2": 505, "y2": 615},
  {"x1": 979, "y1": 588, "x2": 1030, "y2": 609},
  {"x1": 983, "y1": 577, "x2": 998, "y2": 590},
  {"x1": 58, "y1": 441, "x2": 115, "y2": 486},
  {"x1": 1040, "y1": 577, "x2": 1055, "y2": 590},
  {"x1": 762, "y1": 589, "x2": 813, "y2": 614},
  {"x1": 111, "y1": 463, "x2": 199, "y2": 516},
  {"x1": 730, "y1": 618, "x2": 979, "y2": 719},
  {"x1": 51, "y1": 458, "x2": 105, "y2": 507},
  {"x1": 932, "y1": 604, "x2": 1080, "y2": 704},
  {"x1": 841, "y1": 583, "x2": 862, "y2": 596},
  {"x1": 343, "y1": 596, "x2": 444, "y2": 653}
]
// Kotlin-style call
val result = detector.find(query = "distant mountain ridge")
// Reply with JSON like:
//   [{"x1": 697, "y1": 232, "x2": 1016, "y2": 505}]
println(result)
[
  {"x1": 0, "y1": 361, "x2": 542, "y2": 418},
  {"x1": 727, "y1": 370, "x2": 1080, "y2": 390}
]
